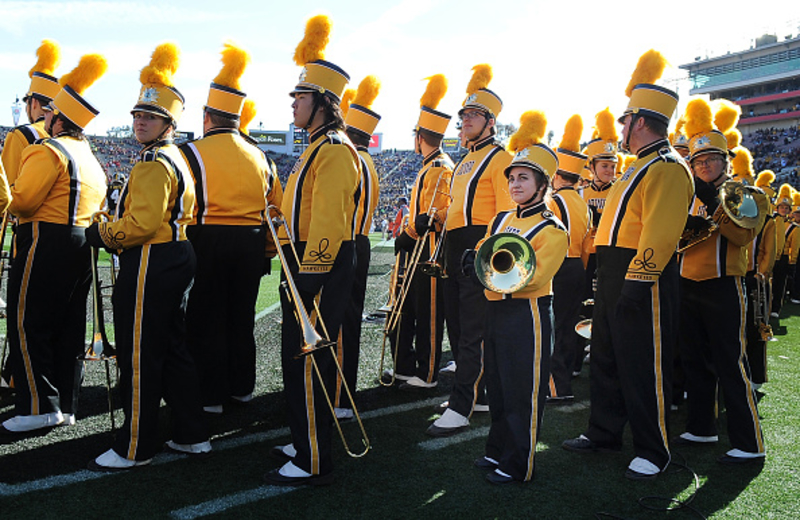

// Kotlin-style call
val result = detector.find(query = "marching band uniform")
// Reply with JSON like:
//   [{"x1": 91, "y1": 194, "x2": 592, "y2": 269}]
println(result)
[
  {"x1": 2, "y1": 55, "x2": 108, "y2": 434},
  {"x1": 388, "y1": 75, "x2": 452, "y2": 389},
  {"x1": 180, "y1": 43, "x2": 281, "y2": 413},
  {"x1": 477, "y1": 114, "x2": 568, "y2": 484},
  {"x1": 770, "y1": 186, "x2": 797, "y2": 317},
  {"x1": 675, "y1": 98, "x2": 766, "y2": 462},
  {"x1": 86, "y1": 45, "x2": 209, "y2": 468},
  {"x1": 336, "y1": 77, "x2": 381, "y2": 414},
  {"x1": 564, "y1": 50, "x2": 693, "y2": 480},
  {"x1": 431, "y1": 65, "x2": 513, "y2": 436},
  {"x1": 268, "y1": 16, "x2": 359, "y2": 484},
  {"x1": 547, "y1": 117, "x2": 589, "y2": 402}
]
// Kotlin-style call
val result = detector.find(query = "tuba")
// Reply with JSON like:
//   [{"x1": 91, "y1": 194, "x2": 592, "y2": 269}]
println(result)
[{"x1": 474, "y1": 233, "x2": 536, "y2": 293}]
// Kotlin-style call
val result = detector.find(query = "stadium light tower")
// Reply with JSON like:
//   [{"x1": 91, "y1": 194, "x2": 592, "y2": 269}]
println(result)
[{"x1": 11, "y1": 96, "x2": 23, "y2": 126}]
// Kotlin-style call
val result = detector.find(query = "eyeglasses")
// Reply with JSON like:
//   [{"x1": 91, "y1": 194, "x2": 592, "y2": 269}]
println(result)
[
  {"x1": 460, "y1": 110, "x2": 486, "y2": 122},
  {"x1": 691, "y1": 156, "x2": 722, "y2": 168}
]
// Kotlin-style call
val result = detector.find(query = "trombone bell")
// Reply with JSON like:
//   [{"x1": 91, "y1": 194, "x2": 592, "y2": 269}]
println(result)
[{"x1": 475, "y1": 233, "x2": 536, "y2": 293}]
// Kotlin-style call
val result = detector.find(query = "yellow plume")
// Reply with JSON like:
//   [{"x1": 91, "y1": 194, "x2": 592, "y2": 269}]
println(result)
[
  {"x1": 755, "y1": 170, "x2": 775, "y2": 188},
  {"x1": 239, "y1": 99, "x2": 257, "y2": 135},
  {"x1": 731, "y1": 146, "x2": 753, "y2": 177},
  {"x1": 213, "y1": 41, "x2": 250, "y2": 91},
  {"x1": 595, "y1": 107, "x2": 618, "y2": 143},
  {"x1": 140, "y1": 42, "x2": 180, "y2": 87},
  {"x1": 59, "y1": 54, "x2": 108, "y2": 94},
  {"x1": 340, "y1": 88, "x2": 355, "y2": 117},
  {"x1": 466, "y1": 64, "x2": 492, "y2": 95},
  {"x1": 559, "y1": 114, "x2": 583, "y2": 152},
  {"x1": 625, "y1": 49, "x2": 668, "y2": 97},
  {"x1": 684, "y1": 98, "x2": 713, "y2": 138},
  {"x1": 675, "y1": 116, "x2": 686, "y2": 134},
  {"x1": 507, "y1": 111, "x2": 547, "y2": 153},
  {"x1": 421, "y1": 74, "x2": 447, "y2": 109},
  {"x1": 622, "y1": 154, "x2": 636, "y2": 171},
  {"x1": 293, "y1": 14, "x2": 331, "y2": 66},
  {"x1": 29, "y1": 39, "x2": 60, "y2": 78},
  {"x1": 725, "y1": 129, "x2": 741, "y2": 150},
  {"x1": 353, "y1": 75, "x2": 380, "y2": 109},
  {"x1": 793, "y1": 191, "x2": 800, "y2": 207},
  {"x1": 712, "y1": 99, "x2": 740, "y2": 134},
  {"x1": 778, "y1": 183, "x2": 792, "y2": 201}
]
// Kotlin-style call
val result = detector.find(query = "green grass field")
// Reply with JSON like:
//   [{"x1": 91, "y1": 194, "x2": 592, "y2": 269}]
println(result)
[{"x1": 1, "y1": 233, "x2": 799, "y2": 519}]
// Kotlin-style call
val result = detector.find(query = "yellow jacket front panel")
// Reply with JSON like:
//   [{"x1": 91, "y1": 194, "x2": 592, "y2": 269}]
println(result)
[
  {"x1": 447, "y1": 136, "x2": 513, "y2": 230},
  {"x1": 595, "y1": 139, "x2": 693, "y2": 282},
  {"x1": 99, "y1": 142, "x2": 195, "y2": 248},
  {"x1": 782, "y1": 222, "x2": 800, "y2": 264},
  {"x1": 1, "y1": 118, "x2": 49, "y2": 185},
  {"x1": 404, "y1": 149, "x2": 454, "y2": 239},
  {"x1": 478, "y1": 203, "x2": 568, "y2": 301},
  {"x1": 749, "y1": 215, "x2": 777, "y2": 275},
  {"x1": 548, "y1": 187, "x2": 589, "y2": 259},
  {"x1": 354, "y1": 148, "x2": 380, "y2": 237},
  {"x1": 180, "y1": 129, "x2": 277, "y2": 226},
  {"x1": 774, "y1": 214, "x2": 787, "y2": 259},
  {"x1": 278, "y1": 126, "x2": 360, "y2": 274},
  {"x1": 10, "y1": 136, "x2": 106, "y2": 227}
]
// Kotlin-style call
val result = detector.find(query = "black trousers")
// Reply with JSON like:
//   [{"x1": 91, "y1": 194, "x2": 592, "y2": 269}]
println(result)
[
  {"x1": 680, "y1": 276, "x2": 764, "y2": 454},
  {"x1": 744, "y1": 273, "x2": 767, "y2": 384},
  {"x1": 336, "y1": 234, "x2": 370, "y2": 408},
  {"x1": 280, "y1": 241, "x2": 355, "y2": 475},
  {"x1": 585, "y1": 247, "x2": 675, "y2": 470},
  {"x1": 7, "y1": 222, "x2": 91, "y2": 417},
  {"x1": 389, "y1": 235, "x2": 445, "y2": 383},
  {"x1": 186, "y1": 224, "x2": 266, "y2": 406},
  {"x1": 442, "y1": 226, "x2": 488, "y2": 416},
  {"x1": 549, "y1": 258, "x2": 584, "y2": 397},
  {"x1": 771, "y1": 255, "x2": 790, "y2": 315},
  {"x1": 484, "y1": 296, "x2": 552, "y2": 482},
  {"x1": 112, "y1": 241, "x2": 207, "y2": 461}
]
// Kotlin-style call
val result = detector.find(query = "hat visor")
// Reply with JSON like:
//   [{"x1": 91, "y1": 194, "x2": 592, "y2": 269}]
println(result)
[
  {"x1": 131, "y1": 107, "x2": 172, "y2": 120},
  {"x1": 289, "y1": 86, "x2": 317, "y2": 98}
]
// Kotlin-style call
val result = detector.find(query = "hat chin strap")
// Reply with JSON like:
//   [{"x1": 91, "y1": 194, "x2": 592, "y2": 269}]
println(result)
[
  {"x1": 621, "y1": 113, "x2": 639, "y2": 154},
  {"x1": 302, "y1": 95, "x2": 321, "y2": 131},
  {"x1": 466, "y1": 113, "x2": 490, "y2": 146},
  {"x1": 141, "y1": 122, "x2": 174, "y2": 148}
]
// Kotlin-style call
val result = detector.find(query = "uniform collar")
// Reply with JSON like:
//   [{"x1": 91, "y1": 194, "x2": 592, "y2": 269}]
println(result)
[
  {"x1": 423, "y1": 148, "x2": 443, "y2": 166},
  {"x1": 204, "y1": 127, "x2": 238, "y2": 138},
  {"x1": 469, "y1": 135, "x2": 496, "y2": 153},
  {"x1": 554, "y1": 186, "x2": 575, "y2": 194},
  {"x1": 140, "y1": 138, "x2": 173, "y2": 156},
  {"x1": 636, "y1": 138, "x2": 669, "y2": 159},
  {"x1": 309, "y1": 122, "x2": 337, "y2": 143},
  {"x1": 356, "y1": 145, "x2": 369, "y2": 153},
  {"x1": 590, "y1": 180, "x2": 613, "y2": 192},
  {"x1": 516, "y1": 201, "x2": 547, "y2": 218}
]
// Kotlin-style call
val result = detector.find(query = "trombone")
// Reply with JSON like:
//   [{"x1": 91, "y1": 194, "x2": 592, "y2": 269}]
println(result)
[
  {"x1": 378, "y1": 171, "x2": 452, "y2": 386},
  {"x1": 0, "y1": 211, "x2": 12, "y2": 390},
  {"x1": 753, "y1": 272, "x2": 774, "y2": 341},
  {"x1": 266, "y1": 205, "x2": 370, "y2": 458}
]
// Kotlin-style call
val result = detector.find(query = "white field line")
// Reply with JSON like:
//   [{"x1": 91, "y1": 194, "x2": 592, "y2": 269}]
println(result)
[
  {"x1": 417, "y1": 426, "x2": 490, "y2": 451},
  {"x1": 0, "y1": 397, "x2": 443, "y2": 498}
]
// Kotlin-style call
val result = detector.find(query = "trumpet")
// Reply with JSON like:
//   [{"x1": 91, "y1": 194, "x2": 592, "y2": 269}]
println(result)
[
  {"x1": 475, "y1": 232, "x2": 536, "y2": 293},
  {"x1": 266, "y1": 205, "x2": 370, "y2": 458},
  {"x1": 753, "y1": 272, "x2": 774, "y2": 342}
]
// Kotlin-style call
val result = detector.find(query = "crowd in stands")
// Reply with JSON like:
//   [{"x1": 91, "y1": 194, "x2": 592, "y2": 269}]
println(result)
[{"x1": 743, "y1": 126, "x2": 800, "y2": 186}]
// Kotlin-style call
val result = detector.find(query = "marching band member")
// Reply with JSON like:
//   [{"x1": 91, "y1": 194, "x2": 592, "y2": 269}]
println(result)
[
  {"x1": 429, "y1": 64, "x2": 513, "y2": 437},
  {"x1": 86, "y1": 44, "x2": 210, "y2": 469},
  {"x1": 673, "y1": 98, "x2": 766, "y2": 464},
  {"x1": 770, "y1": 184, "x2": 797, "y2": 318},
  {"x1": 179, "y1": 42, "x2": 280, "y2": 414},
  {"x1": 547, "y1": 115, "x2": 590, "y2": 403},
  {"x1": 472, "y1": 111, "x2": 568, "y2": 484},
  {"x1": 388, "y1": 75, "x2": 453, "y2": 390},
  {"x1": 267, "y1": 15, "x2": 360, "y2": 486},
  {"x1": 2, "y1": 54, "x2": 108, "y2": 434},
  {"x1": 563, "y1": 50, "x2": 693, "y2": 480},
  {"x1": 669, "y1": 116, "x2": 690, "y2": 160},
  {"x1": 789, "y1": 193, "x2": 800, "y2": 303},
  {"x1": 1, "y1": 40, "x2": 60, "y2": 185},
  {"x1": 336, "y1": 76, "x2": 381, "y2": 417}
]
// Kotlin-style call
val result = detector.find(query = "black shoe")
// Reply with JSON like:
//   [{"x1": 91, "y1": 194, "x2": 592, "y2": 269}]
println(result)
[
  {"x1": 546, "y1": 395, "x2": 575, "y2": 405},
  {"x1": 717, "y1": 454, "x2": 764, "y2": 465},
  {"x1": 562, "y1": 436, "x2": 620, "y2": 454},
  {"x1": 624, "y1": 468, "x2": 658, "y2": 481},
  {"x1": 425, "y1": 424, "x2": 468, "y2": 437},
  {"x1": 269, "y1": 446, "x2": 294, "y2": 463},
  {"x1": 474, "y1": 457, "x2": 498, "y2": 470},
  {"x1": 485, "y1": 471, "x2": 515, "y2": 485},
  {"x1": 263, "y1": 469, "x2": 334, "y2": 487}
]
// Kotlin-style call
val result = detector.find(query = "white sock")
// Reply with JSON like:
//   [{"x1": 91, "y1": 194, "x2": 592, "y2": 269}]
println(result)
[
  {"x1": 281, "y1": 443, "x2": 297, "y2": 458},
  {"x1": 433, "y1": 408, "x2": 469, "y2": 428},
  {"x1": 726, "y1": 448, "x2": 765, "y2": 459},
  {"x1": 628, "y1": 457, "x2": 660, "y2": 475},
  {"x1": 279, "y1": 461, "x2": 311, "y2": 478},
  {"x1": 679, "y1": 432, "x2": 718, "y2": 443}
]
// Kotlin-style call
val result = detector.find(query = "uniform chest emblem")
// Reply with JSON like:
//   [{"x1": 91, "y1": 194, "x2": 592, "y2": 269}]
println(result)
[
  {"x1": 456, "y1": 160, "x2": 475, "y2": 176},
  {"x1": 503, "y1": 226, "x2": 521, "y2": 234},
  {"x1": 621, "y1": 166, "x2": 636, "y2": 181}
]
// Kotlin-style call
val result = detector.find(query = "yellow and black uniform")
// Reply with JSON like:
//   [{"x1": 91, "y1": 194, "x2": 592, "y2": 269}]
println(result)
[
  {"x1": 6, "y1": 134, "x2": 106, "y2": 419},
  {"x1": 390, "y1": 149, "x2": 453, "y2": 383},
  {"x1": 547, "y1": 185, "x2": 589, "y2": 400},
  {"x1": 180, "y1": 127, "x2": 282, "y2": 409},
  {"x1": 583, "y1": 138, "x2": 693, "y2": 469},
  {"x1": 480, "y1": 202, "x2": 568, "y2": 481},
  {"x1": 277, "y1": 123, "x2": 360, "y2": 476},
  {"x1": 92, "y1": 139, "x2": 205, "y2": 461},
  {"x1": 745, "y1": 213, "x2": 777, "y2": 385},
  {"x1": 772, "y1": 217, "x2": 800, "y2": 315},
  {"x1": 0, "y1": 162, "x2": 9, "y2": 214},
  {"x1": 678, "y1": 184, "x2": 765, "y2": 456},
  {"x1": 581, "y1": 179, "x2": 614, "y2": 287},
  {"x1": 336, "y1": 144, "x2": 379, "y2": 408},
  {"x1": 443, "y1": 135, "x2": 513, "y2": 417},
  {"x1": 1, "y1": 118, "x2": 49, "y2": 186}
]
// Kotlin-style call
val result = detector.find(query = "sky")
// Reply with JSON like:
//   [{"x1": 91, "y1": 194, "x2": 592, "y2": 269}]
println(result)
[{"x1": 1, "y1": 0, "x2": 798, "y2": 150}]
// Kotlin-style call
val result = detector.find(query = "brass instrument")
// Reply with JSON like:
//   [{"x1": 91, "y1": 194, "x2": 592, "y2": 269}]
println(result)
[
  {"x1": 753, "y1": 272, "x2": 774, "y2": 342},
  {"x1": 575, "y1": 319, "x2": 592, "y2": 339},
  {"x1": 679, "y1": 180, "x2": 764, "y2": 253},
  {"x1": 475, "y1": 233, "x2": 536, "y2": 293},
  {"x1": 266, "y1": 205, "x2": 370, "y2": 458},
  {"x1": 378, "y1": 170, "x2": 452, "y2": 386}
]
